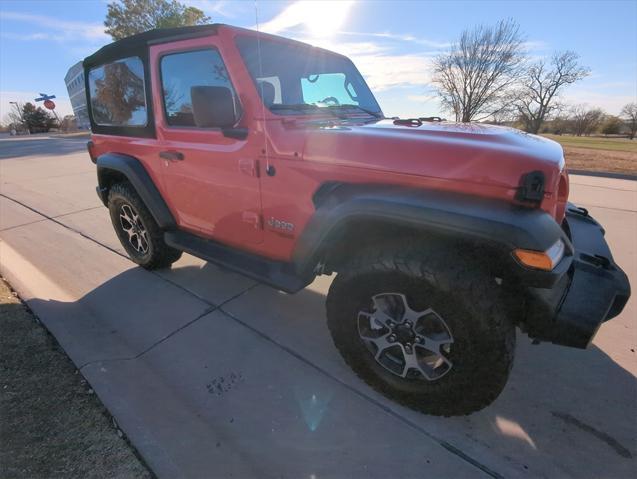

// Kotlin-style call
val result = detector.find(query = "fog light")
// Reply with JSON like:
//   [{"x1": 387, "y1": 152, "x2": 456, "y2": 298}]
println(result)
[{"x1": 514, "y1": 240, "x2": 565, "y2": 271}]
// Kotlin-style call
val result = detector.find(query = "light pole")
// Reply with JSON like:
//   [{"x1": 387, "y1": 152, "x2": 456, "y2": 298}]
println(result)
[{"x1": 9, "y1": 101, "x2": 29, "y2": 135}]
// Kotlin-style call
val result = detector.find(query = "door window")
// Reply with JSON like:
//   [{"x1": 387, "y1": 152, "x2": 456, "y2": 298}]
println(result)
[{"x1": 160, "y1": 49, "x2": 239, "y2": 127}]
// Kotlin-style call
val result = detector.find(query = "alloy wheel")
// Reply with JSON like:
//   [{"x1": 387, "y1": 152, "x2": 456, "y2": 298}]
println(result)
[
  {"x1": 357, "y1": 293, "x2": 454, "y2": 380},
  {"x1": 119, "y1": 203, "x2": 149, "y2": 254}
]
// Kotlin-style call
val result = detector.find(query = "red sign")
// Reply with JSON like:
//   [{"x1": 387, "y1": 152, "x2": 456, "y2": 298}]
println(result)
[{"x1": 43, "y1": 99, "x2": 55, "y2": 110}]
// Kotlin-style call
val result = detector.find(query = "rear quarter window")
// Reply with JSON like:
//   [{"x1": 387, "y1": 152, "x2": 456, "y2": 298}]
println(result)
[{"x1": 88, "y1": 56, "x2": 147, "y2": 126}]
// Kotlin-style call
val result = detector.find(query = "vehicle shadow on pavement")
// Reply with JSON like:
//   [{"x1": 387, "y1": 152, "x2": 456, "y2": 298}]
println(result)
[{"x1": 24, "y1": 264, "x2": 637, "y2": 477}]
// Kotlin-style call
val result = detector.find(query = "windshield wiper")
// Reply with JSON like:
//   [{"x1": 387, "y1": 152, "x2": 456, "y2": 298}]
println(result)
[
  {"x1": 269, "y1": 103, "x2": 320, "y2": 111},
  {"x1": 329, "y1": 104, "x2": 384, "y2": 119},
  {"x1": 269, "y1": 103, "x2": 382, "y2": 121},
  {"x1": 269, "y1": 103, "x2": 345, "y2": 121}
]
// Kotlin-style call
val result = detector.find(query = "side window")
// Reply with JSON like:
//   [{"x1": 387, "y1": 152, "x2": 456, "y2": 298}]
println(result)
[
  {"x1": 88, "y1": 56, "x2": 147, "y2": 126},
  {"x1": 301, "y1": 73, "x2": 355, "y2": 106},
  {"x1": 160, "y1": 49, "x2": 238, "y2": 127}
]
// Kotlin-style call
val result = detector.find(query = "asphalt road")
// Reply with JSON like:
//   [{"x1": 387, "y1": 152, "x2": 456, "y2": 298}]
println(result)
[{"x1": 1, "y1": 134, "x2": 636, "y2": 478}]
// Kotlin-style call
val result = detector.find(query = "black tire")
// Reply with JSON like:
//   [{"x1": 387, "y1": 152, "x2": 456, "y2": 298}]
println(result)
[
  {"x1": 326, "y1": 243, "x2": 515, "y2": 416},
  {"x1": 108, "y1": 182, "x2": 182, "y2": 269}
]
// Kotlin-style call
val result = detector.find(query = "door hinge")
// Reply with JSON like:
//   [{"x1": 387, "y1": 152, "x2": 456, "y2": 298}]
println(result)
[
  {"x1": 241, "y1": 211, "x2": 262, "y2": 230},
  {"x1": 239, "y1": 158, "x2": 260, "y2": 177}
]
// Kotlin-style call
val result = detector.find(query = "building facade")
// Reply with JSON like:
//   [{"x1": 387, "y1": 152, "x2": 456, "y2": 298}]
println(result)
[{"x1": 64, "y1": 61, "x2": 90, "y2": 130}]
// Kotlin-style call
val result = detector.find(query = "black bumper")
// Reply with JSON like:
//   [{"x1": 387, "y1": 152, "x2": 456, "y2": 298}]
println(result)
[{"x1": 524, "y1": 204, "x2": 630, "y2": 348}]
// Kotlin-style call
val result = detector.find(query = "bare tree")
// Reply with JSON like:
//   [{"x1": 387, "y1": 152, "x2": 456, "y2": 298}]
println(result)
[
  {"x1": 516, "y1": 51, "x2": 590, "y2": 134},
  {"x1": 4, "y1": 102, "x2": 27, "y2": 133},
  {"x1": 432, "y1": 19, "x2": 526, "y2": 122},
  {"x1": 570, "y1": 105, "x2": 604, "y2": 136},
  {"x1": 621, "y1": 102, "x2": 637, "y2": 140},
  {"x1": 600, "y1": 115, "x2": 622, "y2": 136}
]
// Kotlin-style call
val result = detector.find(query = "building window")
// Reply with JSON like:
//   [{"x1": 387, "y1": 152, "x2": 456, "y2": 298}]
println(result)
[
  {"x1": 88, "y1": 56, "x2": 147, "y2": 126},
  {"x1": 160, "y1": 49, "x2": 238, "y2": 127}
]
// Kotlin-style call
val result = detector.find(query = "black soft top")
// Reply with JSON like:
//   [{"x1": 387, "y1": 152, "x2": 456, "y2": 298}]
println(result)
[
  {"x1": 83, "y1": 24, "x2": 221, "y2": 68},
  {"x1": 82, "y1": 24, "x2": 222, "y2": 138}
]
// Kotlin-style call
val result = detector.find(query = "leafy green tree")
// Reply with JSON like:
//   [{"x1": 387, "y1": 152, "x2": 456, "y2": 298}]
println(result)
[
  {"x1": 105, "y1": 0, "x2": 210, "y2": 40},
  {"x1": 21, "y1": 103, "x2": 56, "y2": 133}
]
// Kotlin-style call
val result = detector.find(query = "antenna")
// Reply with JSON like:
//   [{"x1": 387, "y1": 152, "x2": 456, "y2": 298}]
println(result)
[{"x1": 254, "y1": 0, "x2": 271, "y2": 175}]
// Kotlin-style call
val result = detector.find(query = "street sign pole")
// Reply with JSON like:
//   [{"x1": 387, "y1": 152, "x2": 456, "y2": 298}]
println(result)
[{"x1": 35, "y1": 93, "x2": 60, "y2": 128}]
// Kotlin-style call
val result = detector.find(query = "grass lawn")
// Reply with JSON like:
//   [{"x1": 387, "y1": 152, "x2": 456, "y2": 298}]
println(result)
[
  {"x1": 542, "y1": 134, "x2": 637, "y2": 153},
  {"x1": 540, "y1": 134, "x2": 637, "y2": 175},
  {"x1": 0, "y1": 279, "x2": 151, "y2": 479}
]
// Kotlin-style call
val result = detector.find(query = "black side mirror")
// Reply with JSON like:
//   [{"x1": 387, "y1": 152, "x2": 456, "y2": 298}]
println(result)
[{"x1": 191, "y1": 86, "x2": 237, "y2": 128}]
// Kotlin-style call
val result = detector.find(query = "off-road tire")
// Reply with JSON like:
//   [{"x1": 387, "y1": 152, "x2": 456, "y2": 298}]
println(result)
[
  {"x1": 108, "y1": 182, "x2": 182, "y2": 269},
  {"x1": 326, "y1": 243, "x2": 515, "y2": 416}
]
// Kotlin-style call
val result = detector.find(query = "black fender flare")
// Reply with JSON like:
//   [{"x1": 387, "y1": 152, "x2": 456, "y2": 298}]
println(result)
[
  {"x1": 293, "y1": 183, "x2": 573, "y2": 288},
  {"x1": 96, "y1": 153, "x2": 176, "y2": 229}
]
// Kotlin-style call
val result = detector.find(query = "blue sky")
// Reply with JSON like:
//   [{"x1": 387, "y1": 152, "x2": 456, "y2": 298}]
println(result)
[{"x1": 1, "y1": 0, "x2": 636, "y2": 120}]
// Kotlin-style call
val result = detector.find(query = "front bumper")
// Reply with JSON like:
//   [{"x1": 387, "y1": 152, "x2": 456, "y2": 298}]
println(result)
[{"x1": 524, "y1": 204, "x2": 630, "y2": 348}]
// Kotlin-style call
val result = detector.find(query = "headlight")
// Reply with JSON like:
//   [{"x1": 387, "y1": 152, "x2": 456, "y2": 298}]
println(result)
[{"x1": 513, "y1": 240, "x2": 565, "y2": 271}]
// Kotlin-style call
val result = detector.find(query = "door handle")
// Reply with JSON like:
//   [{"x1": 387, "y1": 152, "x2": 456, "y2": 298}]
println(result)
[{"x1": 159, "y1": 150, "x2": 184, "y2": 161}]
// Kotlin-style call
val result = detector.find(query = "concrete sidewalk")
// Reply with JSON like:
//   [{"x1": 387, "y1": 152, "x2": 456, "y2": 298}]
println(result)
[{"x1": 1, "y1": 136, "x2": 635, "y2": 478}]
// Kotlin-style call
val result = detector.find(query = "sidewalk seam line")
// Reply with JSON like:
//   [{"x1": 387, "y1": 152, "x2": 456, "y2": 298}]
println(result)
[
  {"x1": 77, "y1": 306, "x2": 218, "y2": 370},
  {"x1": 0, "y1": 193, "x2": 129, "y2": 259},
  {"x1": 0, "y1": 218, "x2": 49, "y2": 232},
  {"x1": 54, "y1": 206, "x2": 103, "y2": 218},
  {"x1": 77, "y1": 283, "x2": 260, "y2": 369}
]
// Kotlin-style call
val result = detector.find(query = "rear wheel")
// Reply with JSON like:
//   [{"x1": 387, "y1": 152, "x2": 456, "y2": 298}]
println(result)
[
  {"x1": 108, "y1": 182, "x2": 182, "y2": 269},
  {"x1": 326, "y1": 244, "x2": 515, "y2": 416}
]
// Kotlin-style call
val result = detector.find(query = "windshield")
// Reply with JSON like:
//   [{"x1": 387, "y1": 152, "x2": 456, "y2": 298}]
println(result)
[{"x1": 236, "y1": 35, "x2": 382, "y2": 117}]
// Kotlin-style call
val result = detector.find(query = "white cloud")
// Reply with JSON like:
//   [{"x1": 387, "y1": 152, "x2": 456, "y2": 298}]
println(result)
[
  {"x1": 339, "y1": 30, "x2": 450, "y2": 50},
  {"x1": 562, "y1": 90, "x2": 636, "y2": 115},
  {"x1": 185, "y1": 0, "x2": 240, "y2": 18},
  {"x1": 520, "y1": 40, "x2": 549, "y2": 52},
  {"x1": 0, "y1": 11, "x2": 108, "y2": 42},
  {"x1": 282, "y1": 34, "x2": 435, "y2": 92},
  {"x1": 0, "y1": 32, "x2": 58, "y2": 41},
  {"x1": 407, "y1": 94, "x2": 437, "y2": 102},
  {"x1": 354, "y1": 53, "x2": 434, "y2": 92},
  {"x1": 257, "y1": 0, "x2": 355, "y2": 37},
  {"x1": 253, "y1": 1, "x2": 447, "y2": 94}
]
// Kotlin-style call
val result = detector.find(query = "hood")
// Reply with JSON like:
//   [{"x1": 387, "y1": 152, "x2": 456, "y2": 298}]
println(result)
[{"x1": 301, "y1": 119, "x2": 565, "y2": 194}]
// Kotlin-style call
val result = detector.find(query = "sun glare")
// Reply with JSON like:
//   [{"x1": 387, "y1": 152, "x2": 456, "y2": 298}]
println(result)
[{"x1": 299, "y1": 0, "x2": 355, "y2": 37}]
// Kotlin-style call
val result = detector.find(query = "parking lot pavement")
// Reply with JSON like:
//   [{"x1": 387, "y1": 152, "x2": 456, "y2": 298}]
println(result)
[{"x1": 1, "y1": 135, "x2": 635, "y2": 478}]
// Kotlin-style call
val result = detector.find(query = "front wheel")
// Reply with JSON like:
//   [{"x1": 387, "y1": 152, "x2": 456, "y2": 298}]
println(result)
[{"x1": 326, "y1": 246, "x2": 515, "y2": 416}]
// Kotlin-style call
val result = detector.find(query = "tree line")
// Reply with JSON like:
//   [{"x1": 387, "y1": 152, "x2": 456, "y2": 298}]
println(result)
[
  {"x1": 536, "y1": 103, "x2": 637, "y2": 139},
  {"x1": 4, "y1": 102, "x2": 58, "y2": 134}
]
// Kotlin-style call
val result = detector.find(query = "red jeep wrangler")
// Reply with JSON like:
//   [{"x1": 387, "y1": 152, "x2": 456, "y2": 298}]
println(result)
[{"x1": 84, "y1": 24, "x2": 630, "y2": 416}]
